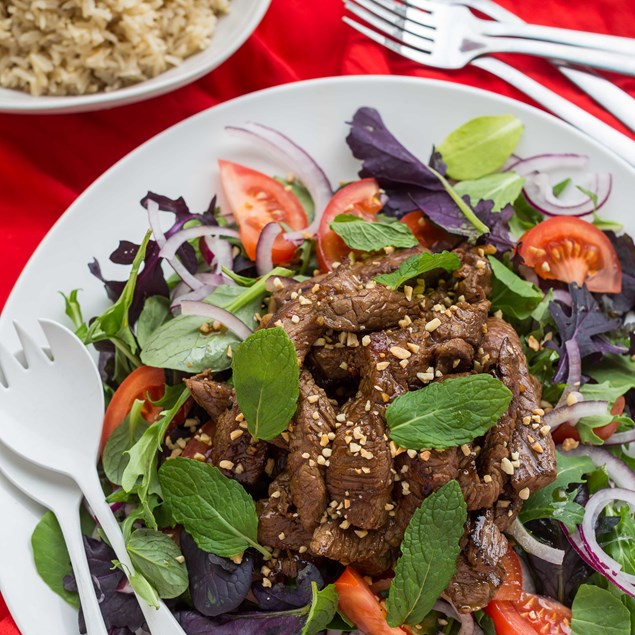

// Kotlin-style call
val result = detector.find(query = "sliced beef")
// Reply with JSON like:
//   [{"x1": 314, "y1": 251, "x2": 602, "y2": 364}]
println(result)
[
  {"x1": 180, "y1": 420, "x2": 216, "y2": 462},
  {"x1": 452, "y1": 245, "x2": 493, "y2": 302},
  {"x1": 183, "y1": 370, "x2": 234, "y2": 420}
]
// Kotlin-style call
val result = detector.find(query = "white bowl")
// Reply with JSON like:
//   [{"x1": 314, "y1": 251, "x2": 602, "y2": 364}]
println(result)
[{"x1": 0, "y1": 0, "x2": 271, "y2": 114}]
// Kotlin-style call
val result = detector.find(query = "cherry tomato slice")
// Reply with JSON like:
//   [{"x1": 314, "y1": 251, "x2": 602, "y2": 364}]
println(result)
[
  {"x1": 493, "y1": 546, "x2": 523, "y2": 602},
  {"x1": 518, "y1": 216, "x2": 621, "y2": 293},
  {"x1": 486, "y1": 592, "x2": 572, "y2": 635},
  {"x1": 316, "y1": 179, "x2": 383, "y2": 271},
  {"x1": 218, "y1": 160, "x2": 308, "y2": 263},
  {"x1": 335, "y1": 567, "x2": 409, "y2": 635},
  {"x1": 551, "y1": 395, "x2": 625, "y2": 444},
  {"x1": 399, "y1": 211, "x2": 455, "y2": 250}
]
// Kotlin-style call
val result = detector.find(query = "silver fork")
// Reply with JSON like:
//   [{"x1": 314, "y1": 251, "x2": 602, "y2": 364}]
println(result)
[
  {"x1": 438, "y1": 0, "x2": 635, "y2": 132},
  {"x1": 343, "y1": 2, "x2": 635, "y2": 167},
  {"x1": 344, "y1": 0, "x2": 635, "y2": 75}
]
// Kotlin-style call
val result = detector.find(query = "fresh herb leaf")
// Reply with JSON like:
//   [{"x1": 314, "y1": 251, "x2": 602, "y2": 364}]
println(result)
[
  {"x1": 386, "y1": 375, "x2": 512, "y2": 449},
  {"x1": 509, "y1": 193, "x2": 543, "y2": 235},
  {"x1": 386, "y1": 480, "x2": 467, "y2": 626},
  {"x1": 158, "y1": 457, "x2": 270, "y2": 559},
  {"x1": 520, "y1": 451, "x2": 595, "y2": 531},
  {"x1": 553, "y1": 178, "x2": 572, "y2": 197},
  {"x1": 600, "y1": 502, "x2": 635, "y2": 577},
  {"x1": 60, "y1": 289, "x2": 88, "y2": 341},
  {"x1": 112, "y1": 559, "x2": 160, "y2": 608},
  {"x1": 126, "y1": 528, "x2": 188, "y2": 599},
  {"x1": 232, "y1": 328, "x2": 299, "y2": 442},
  {"x1": 329, "y1": 214, "x2": 419, "y2": 252},
  {"x1": 374, "y1": 250, "x2": 461, "y2": 290},
  {"x1": 31, "y1": 512, "x2": 79, "y2": 608},
  {"x1": 571, "y1": 584, "x2": 630, "y2": 635},
  {"x1": 592, "y1": 213, "x2": 623, "y2": 233},
  {"x1": 586, "y1": 354, "x2": 635, "y2": 392},
  {"x1": 454, "y1": 172, "x2": 525, "y2": 212},
  {"x1": 437, "y1": 115, "x2": 524, "y2": 180},
  {"x1": 302, "y1": 583, "x2": 339, "y2": 635},
  {"x1": 136, "y1": 295, "x2": 170, "y2": 350},
  {"x1": 576, "y1": 185, "x2": 599, "y2": 210},
  {"x1": 488, "y1": 255, "x2": 543, "y2": 320},
  {"x1": 275, "y1": 177, "x2": 315, "y2": 222}
]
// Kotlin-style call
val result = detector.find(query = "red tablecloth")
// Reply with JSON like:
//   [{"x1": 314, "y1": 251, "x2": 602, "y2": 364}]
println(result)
[{"x1": 0, "y1": 0, "x2": 633, "y2": 631}]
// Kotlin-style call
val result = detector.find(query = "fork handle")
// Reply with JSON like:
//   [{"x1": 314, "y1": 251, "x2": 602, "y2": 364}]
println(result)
[
  {"x1": 480, "y1": 36, "x2": 635, "y2": 76},
  {"x1": 471, "y1": 57, "x2": 635, "y2": 166},
  {"x1": 479, "y1": 20, "x2": 635, "y2": 56}
]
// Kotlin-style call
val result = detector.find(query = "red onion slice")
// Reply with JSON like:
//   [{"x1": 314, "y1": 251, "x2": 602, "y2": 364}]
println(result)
[
  {"x1": 226, "y1": 123, "x2": 333, "y2": 242},
  {"x1": 204, "y1": 236, "x2": 235, "y2": 275},
  {"x1": 507, "y1": 518, "x2": 565, "y2": 565},
  {"x1": 433, "y1": 600, "x2": 482, "y2": 635},
  {"x1": 506, "y1": 153, "x2": 589, "y2": 176},
  {"x1": 160, "y1": 226, "x2": 239, "y2": 261},
  {"x1": 557, "y1": 339, "x2": 582, "y2": 408},
  {"x1": 605, "y1": 430, "x2": 635, "y2": 446},
  {"x1": 180, "y1": 301, "x2": 253, "y2": 340},
  {"x1": 544, "y1": 400, "x2": 609, "y2": 430},
  {"x1": 255, "y1": 222, "x2": 282, "y2": 276},
  {"x1": 564, "y1": 446, "x2": 635, "y2": 491}
]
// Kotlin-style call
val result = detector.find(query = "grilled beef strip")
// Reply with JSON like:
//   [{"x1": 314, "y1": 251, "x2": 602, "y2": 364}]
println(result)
[{"x1": 183, "y1": 370, "x2": 234, "y2": 420}]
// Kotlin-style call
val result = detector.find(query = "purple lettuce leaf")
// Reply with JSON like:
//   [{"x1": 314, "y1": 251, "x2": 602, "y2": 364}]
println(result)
[
  {"x1": 598, "y1": 231, "x2": 635, "y2": 316},
  {"x1": 181, "y1": 530, "x2": 253, "y2": 617},
  {"x1": 174, "y1": 610, "x2": 306, "y2": 635},
  {"x1": 409, "y1": 190, "x2": 481, "y2": 240},
  {"x1": 548, "y1": 283, "x2": 627, "y2": 383},
  {"x1": 63, "y1": 537, "x2": 145, "y2": 634},
  {"x1": 252, "y1": 563, "x2": 323, "y2": 611},
  {"x1": 474, "y1": 201, "x2": 515, "y2": 253}
]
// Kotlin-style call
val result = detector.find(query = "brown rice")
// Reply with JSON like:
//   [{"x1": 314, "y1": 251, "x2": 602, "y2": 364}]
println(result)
[{"x1": 0, "y1": 0, "x2": 230, "y2": 97}]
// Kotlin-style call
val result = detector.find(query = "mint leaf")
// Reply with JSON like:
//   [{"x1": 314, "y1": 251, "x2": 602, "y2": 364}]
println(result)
[
  {"x1": 386, "y1": 375, "x2": 512, "y2": 449},
  {"x1": 329, "y1": 214, "x2": 418, "y2": 252},
  {"x1": 374, "y1": 250, "x2": 461, "y2": 290},
  {"x1": 454, "y1": 172, "x2": 525, "y2": 212},
  {"x1": 126, "y1": 528, "x2": 188, "y2": 599},
  {"x1": 31, "y1": 511, "x2": 79, "y2": 609},
  {"x1": 136, "y1": 295, "x2": 170, "y2": 350},
  {"x1": 437, "y1": 115, "x2": 524, "y2": 180},
  {"x1": 302, "y1": 582, "x2": 339, "y2": 635},
  {"x1": 488, "y1": 256, "x2": 543, "y2": 320},
  {"x1": 571, "y1": 585, "x2": 630, "y2": 635},
  {"x1": 386, "y1": 480, "x2": 467, "y2": 626},
  {"x1": 233, "y1": 327, "x2": 299, "y2": 441},
  {"x1": 158, "y1": 457, "x2": 270, "y2": 559},
  {"x1": 519, "y1": 451, "x2": 595, "y2": 531}
]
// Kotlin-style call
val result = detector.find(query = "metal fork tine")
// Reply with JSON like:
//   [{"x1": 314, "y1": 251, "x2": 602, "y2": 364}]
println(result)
[
  {"x1": 0, "y1": 343, "x2": 25, "y2": 388},
  {"x1": 403, "y1": 0, "x2": 436, "y2": 14},
  {"x1": 353, "y1": 0, "x2": 436, "y2": 38},
  {"x1": 344, "y1": 2, "x2": 434, "y2": 53},
  {"x1": 367, "y1": 0, "x2": 438, "y2": 30},
  {"x1": 13, "y1": 322, "x2": 52, "y2": 368},
  {"x1": 343, "y1": 16, "x2": 435, "y2": 64}
]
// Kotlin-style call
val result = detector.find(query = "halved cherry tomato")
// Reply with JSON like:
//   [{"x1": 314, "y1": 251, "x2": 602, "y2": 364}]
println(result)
[
  {"x1": 218, "y1": 160, "x2": 308, "y2": 263},
  {"x1": 518, "y1": 216, "x2": 621, "y2": 293},
  {"x1": 316, "y1": 178, "x2": 383, "y2": 271},
  {"x1": 486, "y1": 592, "x2": 572, "y2": 635},
  {"x1": 400, "y1": 211, "x2": 455, "y2": 250},
  {"x1": 493, "y1": 546, "x2": 523, "y2": 602},
  {"x1": 335, "y1": 567, "x2": 409, "y2": 635},
  {"x1": 552, "y1": 395, "x2": 625, "y2": 444}
]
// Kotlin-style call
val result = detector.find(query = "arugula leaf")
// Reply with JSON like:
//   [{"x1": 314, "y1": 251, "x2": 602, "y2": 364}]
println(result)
[
  {"x1": 126, "y1": 528, "x2": 188, "y2": 599},
  {"x1": 386, "y1": 480, "x2": 467, "y2": 626},
  {"x1": 60, "y1": 289, "x2": 88, "y2": 341},
  {"x1": 454, "y1": 172, "x2": 525, "y2": 212},
  {"x1": 136, "y1": 295, "x2": 170, "y2": 350},
  {"x1": 31, "y1": 512, "x2": 79, "y2": 609},
  {"x1": 386, "y1": 375, "x2": 512, "y2": 449},
  {"x1": 302, "y1": 583, "x2": 339, "y2": 635},
  {"x1": 553, "y1": 178, "x2": 572, "y2": 197},
  {"x1": 571, "y1": 585, "x2": 630, "y2": 635},
  {"x1": 488, "y1": 256, "x2": 543, "y2": 320},
  {"x1": 437, "y1": 115, "x2": 524, "y2": 180},
  {"x1": 374, "y1": 250, "x2": 461, "y2": 290},
  {"x1": 329, "y1": 214, "x2": 418, "y2": 252},
  {"x1": 232, "y1": 328, "x2": 299, "y2": 441},
  {"x1": 519, "y1": 451, "x2": 595, "y2": 530},
  {"x1": 600, "y1": 502, "x2": 635, "y2": 576},
  {"x1": 585, "y1": 354, "x2": 635, "y2": 392},
  {"x1": 593, "y1": 213, "x2": 623, "y2": 233},
  {"x1": 509, "y1": 194, "x2": 543, "y2": 235},
  {"x1": 159, "y1": 457, "x2": 270, "y2": 559}
]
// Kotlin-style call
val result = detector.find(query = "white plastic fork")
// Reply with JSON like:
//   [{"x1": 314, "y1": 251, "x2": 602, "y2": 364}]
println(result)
[
  {"x1": 344, "y1": 0, "x2": 635, "y2": 74},
  {"x1": 0, "y1": 320, "x2": 186, "y2": 635}
]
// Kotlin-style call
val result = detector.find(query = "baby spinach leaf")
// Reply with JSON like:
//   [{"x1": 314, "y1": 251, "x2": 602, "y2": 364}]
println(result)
[
  {"x1": 437, "y1": 115, "x2": 524, "y2": 180},
  {"x1": 136, "y1": 295, "x2": 170, "y2": 350},
  {"x1": 31, "y1": 511, "x2": 79, "y2": 609},
  {"x1": 126, "y1": 528, "x2": 188, "y2": 599},
  {"x1": 374, "y1": 250, "x2": 461, "y2": 290},
  {"x1": 158, "y1": 457, "x2": 270, "y2": 559},
  {"x1": 586, "y1": 354, "x2": 635, "y2": 392},
  {"x1": 302, "y1": 583, "x2": 339, "y2": 635},
  {"x1": 488, "y1": 256, "x2": 543, "y2": 320},
  {"x1": 275, "y1": 176, "x2": 315, "y2": 222},
  {"x1": 600, "y1": 502, "x2": 635, "y2": 577},
  {"x1": 233, "y1": 327, "x2": 299, "y2": 441},
  {"x1": 571, "y1": 584, "x2": 630, "y2": 635},
  {"x1": 329, "y1": 214, "x2": 418, "y2": 252},
  {"x1": 386, "y1": 375, "x2": 512, "y2": 449},
  {"x1": 386, "y1": 480, "x2": 467, "y2": 626},
  {"x1": 454, "y1": 172, "x2": 525, "y2": 212}
]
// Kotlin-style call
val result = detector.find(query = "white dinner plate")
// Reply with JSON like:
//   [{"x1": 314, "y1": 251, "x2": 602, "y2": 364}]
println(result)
[
  {"x1": 0, "y1": 0, "x2": 271, "y2": 114},
  {"x1": 0, "y1": 75, "x2": 633, "y2": 634}
]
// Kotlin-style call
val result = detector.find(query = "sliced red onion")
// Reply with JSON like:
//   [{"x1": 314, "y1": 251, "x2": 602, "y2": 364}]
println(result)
[
  {"x1": 551, "y1": 289, "x2": 572, "y2": 306},
  {"x1": 160, "y1": 225, "x2": 239, "y2": 261},
  {"x1": 507, "y1": 518, "x2": 565, "y2": 565},
  {"x1": 226, "y1": 123, "x2": 333, "y2": 242},
  {"x1": 557, "y1": 339, "x2": 582, "y2": 408},
  {"x1": 544, "y1": 400, "x2": 609, "y2": 430},
  {"x1": 565, "y1": 446, "x2": 635, "y2": 491},
  {"x1": 506, "y1": 153, "x2": 590, "y2": 176},
  {"x1": 433, "y1": 600, "x2": 482, "y2": 635},
  {"x1": 604, "y1": 430, "x2": 635, "y2": 446},
  {"x1": 204, "y1": 236, "x2": 235, "y2": 274},
  {"x1": 180, "y1": 301, "x2": 252, "y2": 340},
  {"x1": 256, "y1": 222, "x2": 282, "y2": 276},
  {"x1": 170, "y1": 273, "x2": 225, "y2": 312}
]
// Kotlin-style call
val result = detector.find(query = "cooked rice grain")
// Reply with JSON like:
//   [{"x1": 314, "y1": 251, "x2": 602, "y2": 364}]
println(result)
[{"x1": 0, "y1": 0, "x2": 230, "y2": 96}]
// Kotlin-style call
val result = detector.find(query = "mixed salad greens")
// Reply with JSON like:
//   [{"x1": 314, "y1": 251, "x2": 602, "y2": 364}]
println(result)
[{"x1": 31, "y1": 106, "x2": 635, "y2": 635}]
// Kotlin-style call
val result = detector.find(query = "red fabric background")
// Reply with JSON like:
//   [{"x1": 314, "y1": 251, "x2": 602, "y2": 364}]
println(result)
[{"x1": 0, "y1": 0, "x2": 633, "y2": 631}]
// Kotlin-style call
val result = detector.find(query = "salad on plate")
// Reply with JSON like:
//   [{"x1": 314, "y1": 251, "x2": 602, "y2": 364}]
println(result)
[{"x1": 32, "y1": 106, "x2": 635, "y2": 635}]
